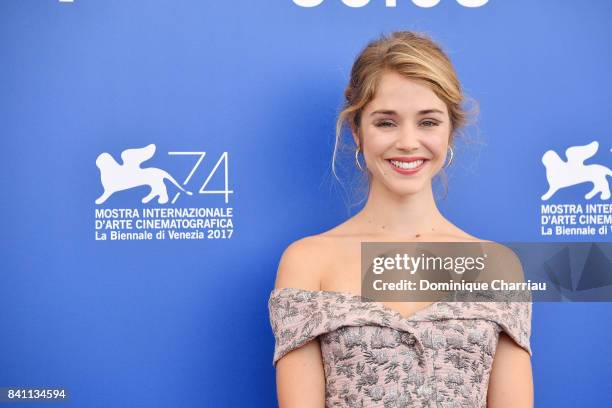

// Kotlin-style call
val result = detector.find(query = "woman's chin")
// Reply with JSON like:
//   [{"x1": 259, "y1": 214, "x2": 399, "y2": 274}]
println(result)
[{"x1": 385, "y1": 182, "x2": 428, "y2": 196}]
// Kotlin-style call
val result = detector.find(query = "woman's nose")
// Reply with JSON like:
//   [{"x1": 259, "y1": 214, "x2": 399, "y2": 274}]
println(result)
[{"x1": 394, "y1": 126, "x2": 420, "y2": 151}]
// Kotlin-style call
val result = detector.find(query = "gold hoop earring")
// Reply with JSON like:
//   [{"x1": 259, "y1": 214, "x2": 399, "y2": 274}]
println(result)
[
  {"x1": 355, "y1": 148, "x2": 364, "y2": 171},
  {"x1": 444, "y1": 146, "x2": 454, "y2": 168}
]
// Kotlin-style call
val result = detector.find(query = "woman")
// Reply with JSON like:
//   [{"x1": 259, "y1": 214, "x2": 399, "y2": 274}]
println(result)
[{"x1": 268, "y1": 30, "x2": 533, "y2": 408}]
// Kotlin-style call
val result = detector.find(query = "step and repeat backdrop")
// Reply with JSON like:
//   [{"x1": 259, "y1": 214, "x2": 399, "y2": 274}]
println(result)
[{"x1": 1, "y1": 0, "x2": 611, "y2": 407}]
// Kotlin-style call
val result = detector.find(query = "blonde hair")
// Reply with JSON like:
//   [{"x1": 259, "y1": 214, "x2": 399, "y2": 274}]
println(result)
[{"x1": 331, "y1": 30, "x2": 479, "y2": 204}]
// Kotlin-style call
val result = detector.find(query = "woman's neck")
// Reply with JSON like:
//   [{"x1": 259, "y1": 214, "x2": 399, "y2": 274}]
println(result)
[{"x1": 355, "y1": 181, "x2": 447, "y2": 237}]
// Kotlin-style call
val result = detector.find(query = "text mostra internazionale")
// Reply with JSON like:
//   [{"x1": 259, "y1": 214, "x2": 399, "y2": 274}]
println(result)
[
  {"x1": 95, "y1": 207, "x2": 233, "y2": 218},
  {"x1": 94, "y1": 207, "x2": 233, "y2": 230}
]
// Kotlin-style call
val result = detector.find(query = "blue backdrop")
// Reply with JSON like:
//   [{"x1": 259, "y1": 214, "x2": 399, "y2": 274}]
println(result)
[{"x1": 1, "y1": 0, "x2": 611, "y2": 407}]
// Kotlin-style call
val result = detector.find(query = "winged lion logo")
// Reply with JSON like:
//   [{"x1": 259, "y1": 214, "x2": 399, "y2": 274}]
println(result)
[{"x1": 95, "y1": 144, "x2": 193, "y2": 205}]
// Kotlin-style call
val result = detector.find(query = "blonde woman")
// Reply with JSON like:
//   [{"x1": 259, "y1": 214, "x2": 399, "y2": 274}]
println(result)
[{"x1": 269, "y1": 31, "x2": 533, "y2": 408}]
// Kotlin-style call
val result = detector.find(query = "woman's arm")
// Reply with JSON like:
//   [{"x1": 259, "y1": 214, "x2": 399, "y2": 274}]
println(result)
[
  {"x1": 273, "y1": 238, "x2": 326, "y2": 408},
  {"x1": 487, "y1": 332, "x2": 534, "y2": 407},
  {"x1": 276, "y1": 339, "x2": 325, "y2": 408}
]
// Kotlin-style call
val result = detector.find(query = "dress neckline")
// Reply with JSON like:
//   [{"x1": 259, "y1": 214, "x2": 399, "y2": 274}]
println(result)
[{"x1": 269, "y1": 286, "x2": 451, "y2": 323}]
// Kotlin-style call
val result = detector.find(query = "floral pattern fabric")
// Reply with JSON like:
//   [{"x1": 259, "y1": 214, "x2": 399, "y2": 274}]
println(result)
[{"x1": 268, "y1": 287, "x2": 532, "y2": 408}]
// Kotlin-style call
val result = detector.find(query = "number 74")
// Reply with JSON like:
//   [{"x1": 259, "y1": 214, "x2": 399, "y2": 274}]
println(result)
[{"x1": 168, "y1": 151, "x2": 233, "y2": 204}]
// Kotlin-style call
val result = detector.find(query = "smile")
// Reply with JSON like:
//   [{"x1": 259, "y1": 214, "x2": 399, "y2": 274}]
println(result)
[{"x1": 387, "y1": 158, "x2": 428, "y2": 174}]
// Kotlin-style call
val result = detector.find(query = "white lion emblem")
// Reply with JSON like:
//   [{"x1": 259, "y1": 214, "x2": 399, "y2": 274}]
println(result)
[
  {"x1": 541, "y1": 141, "x2": 611, "y2": 201},
  {"x1": 95, "y1": 144, "x2": 193, "y2": 204}
]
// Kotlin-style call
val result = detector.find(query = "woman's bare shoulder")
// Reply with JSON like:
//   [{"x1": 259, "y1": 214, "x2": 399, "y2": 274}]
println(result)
[{"x1": 273, "y1": 234, "x2": 341, "y2": 291}]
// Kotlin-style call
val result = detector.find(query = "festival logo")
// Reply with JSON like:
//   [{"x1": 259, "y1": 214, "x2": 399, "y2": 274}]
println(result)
[
  {"x1": 95, "y1": 144, "x2": 193, "y2": 205},
  {"x1": 539, "y1": 141, "x2": 611, "y2": 238},
  {"x1": 541, "y1": 141, "x2": 611, "y2": 201},
  {"x1": 94, "y1": 144, "x2": 234, "y2": 242}
]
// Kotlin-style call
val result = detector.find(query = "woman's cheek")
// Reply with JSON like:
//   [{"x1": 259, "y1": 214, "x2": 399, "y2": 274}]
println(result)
[{"x1": 423, "y1": 138, "x2": 446, "y2": 159}]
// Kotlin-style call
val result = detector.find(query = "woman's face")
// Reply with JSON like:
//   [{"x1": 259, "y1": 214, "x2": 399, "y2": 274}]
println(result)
[{"x1": 354, "y1": 70, "x2": 452, "y2": 196}]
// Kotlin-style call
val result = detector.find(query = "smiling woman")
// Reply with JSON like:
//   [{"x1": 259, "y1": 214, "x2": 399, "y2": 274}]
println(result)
[
  {"x1": 269, "y1": 30, "x2": 533, "y2": 408},
  {"x1": 331, "y1": 32, "x2": 478, "y2": 204}
]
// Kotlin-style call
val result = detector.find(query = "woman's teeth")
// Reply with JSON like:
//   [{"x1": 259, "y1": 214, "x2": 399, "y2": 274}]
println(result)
[{"x1": 389, "y1": 159, "x2": 424, "y2": 169}]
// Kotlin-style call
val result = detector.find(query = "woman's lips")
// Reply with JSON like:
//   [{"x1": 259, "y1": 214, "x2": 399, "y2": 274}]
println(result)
[{"x1": 386, "y1": 158, "x2": 428, "y2": 175}]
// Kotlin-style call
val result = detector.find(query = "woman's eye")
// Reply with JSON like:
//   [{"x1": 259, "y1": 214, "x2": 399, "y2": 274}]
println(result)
[{"x1": 376, "y1": 120, "x2": 439, "y2": 128}]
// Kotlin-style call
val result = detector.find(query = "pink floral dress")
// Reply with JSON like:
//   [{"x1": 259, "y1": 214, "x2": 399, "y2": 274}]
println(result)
[{"x1": 269, "y1": 287, "x2": 532, "y2": 408}]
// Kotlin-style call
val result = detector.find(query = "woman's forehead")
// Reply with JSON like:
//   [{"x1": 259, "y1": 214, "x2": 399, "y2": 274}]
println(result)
[{"x1": 367, "y1": 72, "x2": 447, "y2": 115}]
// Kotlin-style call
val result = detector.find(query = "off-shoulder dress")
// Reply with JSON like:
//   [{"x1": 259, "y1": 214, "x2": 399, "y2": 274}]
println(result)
[{"x1": 268, "y1": 287, "x2": 531, "y2": 408}]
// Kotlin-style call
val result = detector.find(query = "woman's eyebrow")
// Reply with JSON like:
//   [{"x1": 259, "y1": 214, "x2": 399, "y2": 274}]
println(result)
[
  {"x1": 417, "y1": 109, "x2": 445, "y2": 116},
  {"x1": 370, "y1": 108, "x2": 445, "y2": 116}
]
